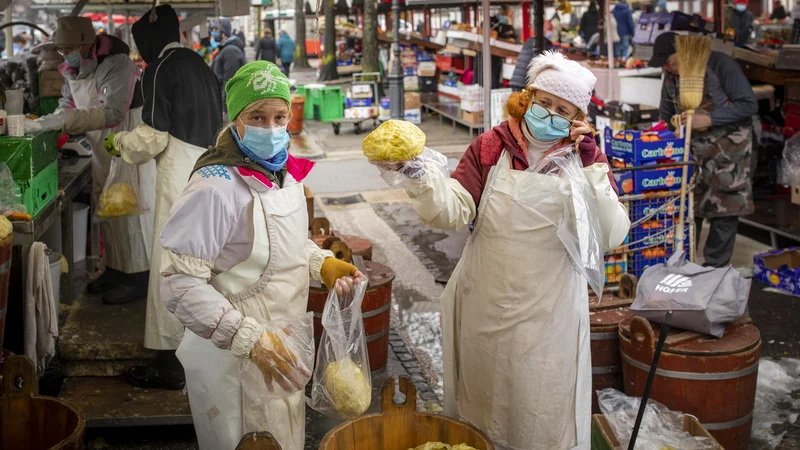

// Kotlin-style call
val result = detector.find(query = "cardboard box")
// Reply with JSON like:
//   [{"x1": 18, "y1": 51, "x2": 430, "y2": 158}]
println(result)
[
  {"x1": 460, "y1": 99, "x2": 484, "y2": 112},
  {"x1": 404, "y1": 108, "x2": 422, "y2": 125},
  {"x1": 39, "y1": 70, "x2": 65, "y2": 98},
  {"x1": 591, "y1": 414, "x2": 722, "y2": 450},
  {"x1": 418, "y1": 61, "x2": 437, "y2": 77},
  {"x1": 462, "y1": 110, "x2": 483, "y2": 124},
  {"x1": 612, "y1": 157, "x2": 694, "y2": 194},
  {"x1": 605, "y1": 128, "x2": 686, "y2": 163},
  {"x1": 633, "y1": 13, "x2": 656, "y2": 45},
  {"x1": 630, "y1": 197, "x2": 687, "y2": 220},
  {"x1": 404, "y1": 92, "x2": 421, "y2": 109},
  {"x1": 604, "y1": 253, "x2": 627, "y2": 284},
  {"x1": 344, "y1": 106, "x2": 375, "y2": 119},
  {"x1": 754, "y1": 248, "x2": 800, "y2": 296},
  {"x1": 404, "y1": 75, "x2": 419, "y2": 91}
]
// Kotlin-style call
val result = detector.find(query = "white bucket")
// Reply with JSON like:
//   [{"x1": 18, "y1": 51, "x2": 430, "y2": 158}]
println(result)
[
  {"x1": 41, "y1": 214, "x2": 62, "y2": 254},
  {"x1": 72, "y1": 203, "x2": 90, "y2": 263},
  {"x1": 0, "y1": 110, "x2": 7, "y2": 135},
  {"x1": 48, "y1": 252, "x2": 62, "y2": 310},
  {"x1": 7, "y1": 115, "x2": 24, "y2": 137},
  {"x1": 4, "y1": 89, "x2": 24, "y2": 115}
]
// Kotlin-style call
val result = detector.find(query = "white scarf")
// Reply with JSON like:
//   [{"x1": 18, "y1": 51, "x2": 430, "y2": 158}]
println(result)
[{"x1": 520, "y1": 120, "x2": 560, "y2": 168}]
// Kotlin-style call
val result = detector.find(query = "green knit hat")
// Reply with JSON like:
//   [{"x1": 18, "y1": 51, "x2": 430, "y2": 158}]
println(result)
[{"x1": 225, "y1": 61, "x2": 291, "y2": 121}]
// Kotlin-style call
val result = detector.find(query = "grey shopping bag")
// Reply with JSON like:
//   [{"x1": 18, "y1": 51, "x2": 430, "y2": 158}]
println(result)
[{"x1": 631, "y1": 252, "x2": 750, "y2": 337}]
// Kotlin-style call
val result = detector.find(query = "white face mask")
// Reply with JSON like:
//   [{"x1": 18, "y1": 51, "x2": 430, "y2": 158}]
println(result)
[{"x1": 735, "y1": 4, "x2": 748, "y2": 11}]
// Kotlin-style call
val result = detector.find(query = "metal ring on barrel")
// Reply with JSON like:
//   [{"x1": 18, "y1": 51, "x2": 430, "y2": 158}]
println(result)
[{"x1": 308, "y1": 240, "x2": 395, "y2": 372}]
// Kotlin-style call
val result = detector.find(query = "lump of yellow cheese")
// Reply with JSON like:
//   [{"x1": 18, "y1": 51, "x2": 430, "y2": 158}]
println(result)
[
  {"x1": 0, "y1": 216, "x2": 11, "y2": 241},
  {"x1": 362, "y1": 119, "x2": 426, "y2": 161},
  {"x1": 409, "y1": 444, "x2": 478, "y2": 450},
  {"x1": 97, "y1": 183, "x2": 140, "y2": 218},
  {"x1": 323, "y1": 359, "x2": 371, "y2": 418}
]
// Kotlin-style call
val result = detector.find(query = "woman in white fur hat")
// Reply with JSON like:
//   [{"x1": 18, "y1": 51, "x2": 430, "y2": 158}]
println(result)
[{"x1": 371, "y1": 51, "x2": 631, "y2": 449}]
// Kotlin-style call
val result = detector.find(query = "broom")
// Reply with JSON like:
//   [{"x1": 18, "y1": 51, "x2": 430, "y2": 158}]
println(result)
[{"x1": 674, "y1": 35, "x2": 712, "y2": 258}]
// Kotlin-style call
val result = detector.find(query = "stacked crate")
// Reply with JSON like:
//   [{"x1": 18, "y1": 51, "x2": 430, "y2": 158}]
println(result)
[{"x1": 0, "y1": 131, "x2": 59, "y2": 218}]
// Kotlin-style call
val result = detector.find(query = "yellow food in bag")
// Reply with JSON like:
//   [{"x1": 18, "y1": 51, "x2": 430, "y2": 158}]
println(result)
[
  {"x1": 323, "y1": 359, "x2": 371, "y2": 418},
  {"x1": 362, "y1": 119, "x2": 426, "y2": 161},
  {"x1": 0, "y1": 216, "x2": 11, "y2": 240},
  {"x1": 97, "y1": 183, "x2": 140, "y2": 218}
]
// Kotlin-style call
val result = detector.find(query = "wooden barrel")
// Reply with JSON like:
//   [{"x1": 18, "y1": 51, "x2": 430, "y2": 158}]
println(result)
[
  {"x1": 310, "y1": 218, "x2": 373, "y2": 261},
  {"x1": 308, "y1": 259, "x2": 394, "y2": 371},
  {"x1": 0, "y1": 223, "x2": 11, "y2": 352},
  {"x1": 320, "y1": 376, "x2": 495, "y2": 450},
  {"x1": 588, "y1": 294, "x2": 634, "y2": 414},
  {"x1": 619, "y1": 316, "x2": 760, "y2": 450},
  {"x1": 1, "y1": 356, "x2": 86, "y2": 450}
]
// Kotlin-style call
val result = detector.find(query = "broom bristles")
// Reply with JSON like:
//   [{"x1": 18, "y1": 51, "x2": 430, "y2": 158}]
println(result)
[{"x1": 676, "y1": 35, "x2": 712, "y2": 112}]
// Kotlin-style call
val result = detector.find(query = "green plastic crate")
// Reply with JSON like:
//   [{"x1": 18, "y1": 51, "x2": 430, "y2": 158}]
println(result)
[
  {"x1": 306, "y1": 86, "x2": 322, "y2": 120},
  {"x1": 39, "y1": 96, "x2": 60, "y2": 116},
  {"x1": 0, "y1": 131, "x2": 58, "y2": 184},
  {"x1": 319, "y1": 87, "x2": 344, "y2": 122},
  {"x1": 16, "y1": 160, "x2": 58, "y2": 218}
]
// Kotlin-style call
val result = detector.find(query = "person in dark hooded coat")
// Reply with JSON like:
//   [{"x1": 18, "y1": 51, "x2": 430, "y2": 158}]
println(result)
[
  {"x1": 104, "y1": 4, "x2": 223, "y2": 390},
  {"x1": 212, "y1": 18, "x2": 246, "y2": 115}
]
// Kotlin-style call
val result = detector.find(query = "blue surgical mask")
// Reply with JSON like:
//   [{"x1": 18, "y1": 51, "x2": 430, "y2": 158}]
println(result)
[
  {"x1": 736, "y1": 4, "x2": 747, "y2": 11},
  {"x1": 213, "y1": 31, "x2": 223, "y2": 41},
  {"x1": 65, "y1": 51, "x2": 82, "y2": 68},
  {"x1": 524, "y1": 106, "x2": 571, "y2": 141},
  {"x1": 232, "y1": 124, "x2": 291, "y2": 172}
]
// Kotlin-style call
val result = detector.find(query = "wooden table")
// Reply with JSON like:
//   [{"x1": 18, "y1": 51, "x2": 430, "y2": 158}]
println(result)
[{"x1": 738, "y1": 60, "x2": 800, "y2": 86}]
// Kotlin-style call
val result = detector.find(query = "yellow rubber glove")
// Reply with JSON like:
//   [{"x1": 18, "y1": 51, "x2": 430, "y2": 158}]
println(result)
[{"x1": 320, "y1": 257, "x2": 358, "y2": 291}]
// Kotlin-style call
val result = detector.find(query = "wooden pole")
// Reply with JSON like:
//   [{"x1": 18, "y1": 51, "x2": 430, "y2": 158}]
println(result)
[
  {"x1": 482, "y1": 0, "x2": 491, "y2": 131},
  {"x1": 534, "y1": 0, "x2": 544, "y2": 55}
]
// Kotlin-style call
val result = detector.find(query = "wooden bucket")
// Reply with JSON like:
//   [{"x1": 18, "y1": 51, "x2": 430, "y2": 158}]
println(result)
[
  {"x1": 308, "y1": 243, "x2": 394, "y2": 371},
  {"x1": 588, "y1": 294, "x2": 634, "y2": 414},
  {"x1": 1, "y1": 356, "x2": 86, "y2": 450},
  {"x1": 310, "y1": 218, "x2": 373, "y2": 261},
  {"x1": 320, "y1": 376, "x2": 495, "y2": 450},
  {"x1": 619, "y1": 316, "x2": 760, "y2": 450},
  {"x1": 0, "y1": 229, "x2": 12, "y2": 352}
]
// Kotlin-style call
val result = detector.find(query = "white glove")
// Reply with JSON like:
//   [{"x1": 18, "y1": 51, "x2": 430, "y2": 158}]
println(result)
[
  {"x1": 25, "y1": 112, "x2": 65, "y2": 134},
  {"x1": 370, "y1": 157, "x2": 428, "y2": 187}
]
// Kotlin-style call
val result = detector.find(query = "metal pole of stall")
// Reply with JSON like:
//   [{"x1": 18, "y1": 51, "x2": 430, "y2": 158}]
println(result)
[
  {"x1": 605, "y1": 0, "x2": 614, "y2": 99},
  {"x1": 389, "y1": 0, "x2": 404, "y2": 119},
  {"x1": 4, "y1": 6, "x2": 12, "y2": 57},
  {"x1": 534, "y1": 0, "x2": 544, "y2": 58},
  {"x1": 482, "y1": 0, "x2": 491, "y2": 131}
]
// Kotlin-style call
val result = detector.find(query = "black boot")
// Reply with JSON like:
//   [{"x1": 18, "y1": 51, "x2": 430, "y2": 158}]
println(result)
[
  {"x1": 103, "y1": 271, "x2": 149, "y2": 305},
  {"x1": 128, "y1": 350, "x2": 185, "y2": 390},
  {"x1": 87, "y1": 268, "x2": 125, "y2": 294}
]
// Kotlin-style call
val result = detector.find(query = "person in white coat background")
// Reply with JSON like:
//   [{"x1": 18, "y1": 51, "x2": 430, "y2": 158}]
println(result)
[
  {"x1": 371, "y1": 52, "x2": 631, "y2": 450},
  {"x1": 103, "y1": 4, "x2": 223, "y2": 390},
  {"x1": 27, "y1": 16, "x2": 156, "y2": 305},
  {"x1": 158, "y1": 61, "x2": 363, "y2": 450}
]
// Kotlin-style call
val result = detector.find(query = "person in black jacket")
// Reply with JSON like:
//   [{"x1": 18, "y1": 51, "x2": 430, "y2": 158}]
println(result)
[
  {"x1": 255, "y1": 28, "x2": 277, "y2": 63},
  {"x1": 580, "y1": 2, "x2": 599, "y2": 42},
  {"x1": 105, "y1": 4, "x2": 223, "y2": 390},
  {"x1": 509, "y1": 37, "x2": 552, "y2": 91},
  {"x1": 213, "y1": 18, "x2": 246, "y2": 115},
  {"x1": 771, "y1": 1, "x2": 787, "y2": 19}
]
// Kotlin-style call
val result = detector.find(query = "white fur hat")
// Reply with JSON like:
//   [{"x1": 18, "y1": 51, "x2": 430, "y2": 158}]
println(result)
[{"x1": 527, "y1": 51, "x2": 597, "y2": 114}]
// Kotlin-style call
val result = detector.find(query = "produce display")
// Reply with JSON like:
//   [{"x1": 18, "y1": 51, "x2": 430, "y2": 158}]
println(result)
[
  {"x1": 409, "y1": 443, "x2": 478, "y2": 450},
  {"x1": 323, "y1": 359, "x2": 371, "y2": 418},
  {"x1": 97, "y1": 183, "x2": 141, "y2": 218},
  {"x1": 362, "y1": 119, "x2": 426, "y2": 161}
]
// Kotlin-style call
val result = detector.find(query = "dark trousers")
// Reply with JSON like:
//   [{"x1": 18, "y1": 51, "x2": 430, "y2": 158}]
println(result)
[
  {"x1": 695, "y1": 216, "x2": 740, "y2": 268},
  {"x1": 282, "y1": 62, "x2": 291, "y2": 76}
]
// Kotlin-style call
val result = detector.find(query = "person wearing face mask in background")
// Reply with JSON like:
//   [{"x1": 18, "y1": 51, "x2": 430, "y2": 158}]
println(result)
[
  {"x1": 370, "y1": 51, "x2": 630, "y2": 450},
  {"x1": 650, "y1": 32, "x2": 757, "y2": 267},
  {"x1": 101, "y1": 4, "x2": 223, "y2": 390},
  {"x1": 730, "y1": 0, "x2": 755, "y2": 44},
  {"x1": 158, "y1": 61, "x2": 364, "y2": 450},
  {"x1": 26, "y1": 16, "x2": 156, "y2": 305},
  {"x1": 211, "y1": 18, "x2": 246, "y2": 119}
]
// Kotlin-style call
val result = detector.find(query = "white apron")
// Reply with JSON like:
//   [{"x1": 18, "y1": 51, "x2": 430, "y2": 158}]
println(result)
[
  {"x1": 176, "y1": 173, "x2": 310, "y2": 450},
  {"x1": 441, "y1": 151, "x2": 592, "y2": 450},
  {"x1": 69, "y1": 77, "x2": 157, "y2": 274},
  {"x1": 143, "y1": 137, "x2": 207, "y2": 350}
]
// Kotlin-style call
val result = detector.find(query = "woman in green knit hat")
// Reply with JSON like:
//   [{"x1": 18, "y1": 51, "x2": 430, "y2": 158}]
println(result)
[{"x1": 158, "y1": 61, "x2": 364, "y2": 450}]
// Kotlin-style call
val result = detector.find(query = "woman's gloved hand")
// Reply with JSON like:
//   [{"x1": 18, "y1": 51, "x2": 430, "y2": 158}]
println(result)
[
  {"x1": 104, "y1": 133, "x2": 119, "y2": 156},
  {"x1": 320, "y1": 257, "x2": 366, "y2": 294},
  {"x1": 250, "y1": 329, "x2": 311, "y2": 393},
  {"x1": 369, "y1": 157, "x2": 427, "y2": 179},
  {"x1": 23, "y1": 112, "x2": 66, "y2": 134}
]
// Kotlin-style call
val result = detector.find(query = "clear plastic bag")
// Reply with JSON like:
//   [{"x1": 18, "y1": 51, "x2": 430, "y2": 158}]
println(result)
[
  {"x1": 0, "y1": 162, "x2": 25, "y2": 213},
  {"x1": 95, "y1": 157, "x2": 149, "y2": 220},
  {"x1": 782, "y1": 133, "x2": 800, "y2": 186},
  {"x1": 517, "y1": 145, "x2": 605, "y2": 297},
  {"x1": 374, "y1": 147, "x2": 450, "y2": 187},
  {"x1": 239, "y1": 312, "x2": 315, "y2": 404},
  {"x1": 311, "y1": 278, "x2": 372, "y2": 419},
  {"x1": 597, "y1": 388, "x2": 718, "y2": 450}
]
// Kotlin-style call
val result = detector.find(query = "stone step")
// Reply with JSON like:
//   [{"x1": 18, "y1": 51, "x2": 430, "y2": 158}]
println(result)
[
  {"x1": 59, "y1": 376, "x2": 192, "y2": 428},
  {"x1": 59, "y1": 294, "x2": 156, "y2": 377}
]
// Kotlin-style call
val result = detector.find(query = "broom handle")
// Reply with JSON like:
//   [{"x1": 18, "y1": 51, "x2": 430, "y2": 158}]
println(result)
[{"x1": 676, "y1": 114, "x2": 693, "y2": 255}]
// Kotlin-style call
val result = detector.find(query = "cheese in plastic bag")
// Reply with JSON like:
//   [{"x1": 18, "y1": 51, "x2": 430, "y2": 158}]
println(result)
[{"x1": 362, "y1": 119, "x2": 426, "y2": 161}]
